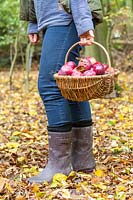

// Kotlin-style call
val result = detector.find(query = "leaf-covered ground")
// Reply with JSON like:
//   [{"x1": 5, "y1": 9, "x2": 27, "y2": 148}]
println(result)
[{"x1": 0, "y1": 70, "x2": 132, "y2": 200}]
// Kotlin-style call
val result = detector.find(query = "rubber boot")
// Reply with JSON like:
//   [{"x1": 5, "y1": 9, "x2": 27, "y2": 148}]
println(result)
[
  {"x1": 28, "y1": 131, "x2": 72, "y2": 183},
  {"x1": 71, "y1": 126, "x2": 96, "y2": 172}
]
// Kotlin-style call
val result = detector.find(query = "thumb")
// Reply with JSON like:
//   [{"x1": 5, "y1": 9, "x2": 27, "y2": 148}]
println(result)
[
  {"x1": 33, "y1": 34, "x2": 38, "y2": 42},
  {"x1": 89, "y1": 30, "x2": 94, "y2": 37}
]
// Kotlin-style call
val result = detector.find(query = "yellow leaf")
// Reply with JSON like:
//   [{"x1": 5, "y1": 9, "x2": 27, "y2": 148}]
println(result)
[
  {"x1": 21, "y1": 132, "x2": 34, "y2": 139},
  {"x1": 90, "y1": 193, "x2": 102, "y2": 198},
  {"x1": 51, "y1": 173, "x2": 68, "y2": 188},
  {"x1": 53, "y1": 173, "x2": 67, "y2": 182},
  {"x1": 23, "y1": 166, "x2": 38, "y2": 175},
  {"x1": 116, "y1": 184, "x2": 127, "y2": 192},
  {"x1": 129, "y1": 133, "x2": 133, "y2": 137},
  {"x1": 67, "y1": 170, "x2": 77, "y2": 180},
  {"x1": 12, "y1": 131, "x2": 21, "y2": 136},
  {"x1": 6, "y1": 182, "x2": 14, "y2": 193},
  {"x1": 17, "y1": 156, "x2": 25, "y2": 162},
  {"x1": 29, "y1": 110, "x2": 37, "y2": 116},
  {"x1": 50, "y1": 181, "x2": 58, "y2": 188},
  {"x1": 36, "y1": 191, "x2": 46, "y2": 198},
  {"x1": 115, "y1": 191, "x2": 126, "y2": 200},
  {"x1": 95, "y1": 169, "x2": 105, "y2": 177},
  {"x1": 6, "y1": 142, "x2": 20, "y2": 153},
  {"x1": 119, "y1": 114, "x2": 124, "y2": 121},
  {"x1": 32, "y1": 184, "x2": 40, "y2": 193},
  {"x1": 6, "y1": 142, "x2": 20, "y2": 149}
]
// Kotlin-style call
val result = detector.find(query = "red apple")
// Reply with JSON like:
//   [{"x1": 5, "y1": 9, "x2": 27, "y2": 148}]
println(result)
[
  {"x1": 66, "y1": 61, "x2": 76, "y2": 69},
  {"x1": 58, "y1": 69, "x2": 66, "y2": 75},
  {"x1": 86, "y1": 56, "x2": 97, "y2": 64},
  {"x1": 60, "y1": 64, "x2": 74, "y2": 75},
  {"x1": 103, "y1": 63, "x2": 109, "y2": 71},
  {"x1": 92, "y1": 62, "x2": 105, "y2": 75},
  {"x1": 71, "y1": 69, "x2": 82, "y2": 77},
  {"x1": 83, "y1": 69, "x2": 96, "y2": 76},
  {"x1": 77, "y1": 58, "x2": 92, "y2": 72}
]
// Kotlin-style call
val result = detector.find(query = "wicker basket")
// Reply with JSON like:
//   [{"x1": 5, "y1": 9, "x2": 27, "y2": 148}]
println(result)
[{"x1": 54, "y1": 41, "x2": 120, "y2": 101}]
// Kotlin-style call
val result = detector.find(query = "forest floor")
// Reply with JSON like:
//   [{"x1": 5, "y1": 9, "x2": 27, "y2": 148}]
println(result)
[{"x1": 0, "y1": 70, "x2": 132, "y2": 200}]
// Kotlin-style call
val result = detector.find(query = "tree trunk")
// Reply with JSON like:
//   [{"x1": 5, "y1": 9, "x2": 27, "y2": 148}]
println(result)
[
  {"x1": 9, "y1": 36, "x2": 18, "y2": 89},
  {"x1": 126, "y1": 0, "x2": 133, "y2": 37},
  {"x1": 25, "y1": 42, "x2": 34, "y2": 92}
]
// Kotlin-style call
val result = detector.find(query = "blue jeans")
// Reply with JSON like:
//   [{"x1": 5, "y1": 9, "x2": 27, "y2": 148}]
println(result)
[{"x1": 38, "y1": 22, "x2": 92, "y2": 132}]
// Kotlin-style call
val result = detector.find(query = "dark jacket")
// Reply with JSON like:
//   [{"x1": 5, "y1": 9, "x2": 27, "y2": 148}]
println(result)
[
  {"x1": 20, "y1": 0, "x2": 37, "y2": 23},
  {"x1": 20, "y1": 0, "x2": 103, "y2": 24}
]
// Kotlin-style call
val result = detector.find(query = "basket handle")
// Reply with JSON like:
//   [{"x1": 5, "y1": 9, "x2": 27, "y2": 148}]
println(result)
[{"x1": 65, "y1": 41, "x2": 112, "y2": 70}]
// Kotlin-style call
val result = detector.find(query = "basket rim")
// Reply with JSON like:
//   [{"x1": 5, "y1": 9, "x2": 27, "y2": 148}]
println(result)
[{"x1": 54, "y1": 69, "x2": 120, "y2": 79}]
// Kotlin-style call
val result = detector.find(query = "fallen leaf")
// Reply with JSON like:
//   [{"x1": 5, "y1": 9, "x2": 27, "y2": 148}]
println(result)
[
  {"x1": 0, "y1": 177, "x2": 6, "y2": 192},
  {"x1": 94, "y1": 169, "x2": 105, "y2": 177},
  {"x1": 15, "y1": 195, "x2": 26, "y2": 200}
]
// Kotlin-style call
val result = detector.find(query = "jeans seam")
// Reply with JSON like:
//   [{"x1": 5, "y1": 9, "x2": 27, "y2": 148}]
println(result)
[
  {"x1": 54, "y1": 23, "x2": 73, "y2": 124},
  {"x1": 55, "y1": 23, "x2": 73, "y2": 72}
]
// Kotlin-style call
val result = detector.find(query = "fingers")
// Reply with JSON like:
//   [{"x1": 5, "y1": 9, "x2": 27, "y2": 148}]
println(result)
[
  {"x1": 80, "y1": 38, "x2": 88, "y2": 46},
  {"x1": 80, "y1": 30, "x2": 94, "y2": 46},
  {"x1": 28, "y1": 34, "x2": 40, "y2": 44},
  {"x1": 80, "y1": 37, "x2": 94, "y2": 46}
]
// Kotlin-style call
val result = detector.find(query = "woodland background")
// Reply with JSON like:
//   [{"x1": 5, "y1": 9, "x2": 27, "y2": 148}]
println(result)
[{"x1": 0, "y1": 0, "x2": 133, "y2": 199}]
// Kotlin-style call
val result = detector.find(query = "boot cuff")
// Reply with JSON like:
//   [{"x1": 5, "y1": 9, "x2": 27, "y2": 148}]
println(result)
[{"x1": 72, "y1": 120, "x2": 93, "y2": 128}]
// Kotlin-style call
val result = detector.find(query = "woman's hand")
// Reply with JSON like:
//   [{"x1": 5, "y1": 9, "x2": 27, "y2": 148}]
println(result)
[
  {"x1": 80, "y1": 30, "x2": 94, "y2": 46},
  {"x1": 28, "y1": 33, "x2": 40, "y2": 44}
]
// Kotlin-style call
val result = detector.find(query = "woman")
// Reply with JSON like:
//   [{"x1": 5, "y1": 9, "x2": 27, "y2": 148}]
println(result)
[{"x1": 26, "y1": 0, "x2": 97, "y2": 183}]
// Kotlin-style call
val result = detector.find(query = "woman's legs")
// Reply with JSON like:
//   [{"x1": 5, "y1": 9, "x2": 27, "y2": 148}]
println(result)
[
  {"x1": 29, "y1": 22, "x2": 95, "y2": 183},
  {"x1": 38, "y1": 21, "x2": 93, "y2": 130},
  {"x1": 38, "y1": 22, "x2": 80, "y2": 131},
  {"x1": 29, "y1": 22, "x2": 81, "y2": 183}
]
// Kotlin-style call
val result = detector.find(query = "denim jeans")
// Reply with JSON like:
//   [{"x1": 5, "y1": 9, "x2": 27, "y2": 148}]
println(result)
[{"x1": 38, "y1": 22, "x2": 92, "y2": 132}]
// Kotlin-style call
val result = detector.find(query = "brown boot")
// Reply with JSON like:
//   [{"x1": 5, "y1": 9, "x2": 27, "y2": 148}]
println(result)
[
  {"x1": 71, "y1": 126, "x2": 95, "y2": 173},
  {"x1": 28, "y1": 131, "x2": 72, "y2": 183}
]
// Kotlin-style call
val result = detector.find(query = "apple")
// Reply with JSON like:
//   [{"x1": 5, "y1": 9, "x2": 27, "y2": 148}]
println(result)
[
  {"x1": 86, "y1": 56, "x2": 97, "y2": 64},
  {"x1": 83, "y1": 69, "x2": 96, "y2": 76},
  {"x1": 102, "y1": 63, "x2": 109, "y2": 71},
  {"x1": 58, "y1": 69, "x2": 66, "y2": 75},
  {"x1": 92, "y1": 62, "x2": 105, "y2": 75},
  {"x1": 66, "y1": 61, "x2": 77, "y2": 69},
  {"x1": 60, "y1": 64, "x2": 74, "y2": 75},
  {"x1": 77, "y1": 58, "x2": 92, "y2": 72},
  {"x1": 71, "y1": 69, "x2": 82, "y2": 77}
]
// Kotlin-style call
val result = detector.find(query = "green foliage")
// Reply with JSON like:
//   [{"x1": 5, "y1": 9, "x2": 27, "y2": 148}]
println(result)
[
  {"x1": 101, "y1": 0, "x2": 126, "y2": 13},
  {"x1": 0, "y1": 0, "x2": 30, "y2": 72},
  {"x1": 0, "y1": 0, "x2": 20, "y2": 46},
  {"x1": 0, "y1": 0, "x2": 28, "y2": 48},
  {"x1": 0, "y1": 0, "x2": 132, "y2": 71}
]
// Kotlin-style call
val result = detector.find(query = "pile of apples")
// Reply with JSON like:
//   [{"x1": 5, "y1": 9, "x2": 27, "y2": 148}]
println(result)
[{"x1": 58, "y1": 56, "x2": 114, "y2": 77}]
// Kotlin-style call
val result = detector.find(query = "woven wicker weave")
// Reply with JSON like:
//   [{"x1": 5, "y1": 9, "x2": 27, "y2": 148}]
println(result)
[{"x1": 54, "y1": 41, "x2": 120, "y2": 101}]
